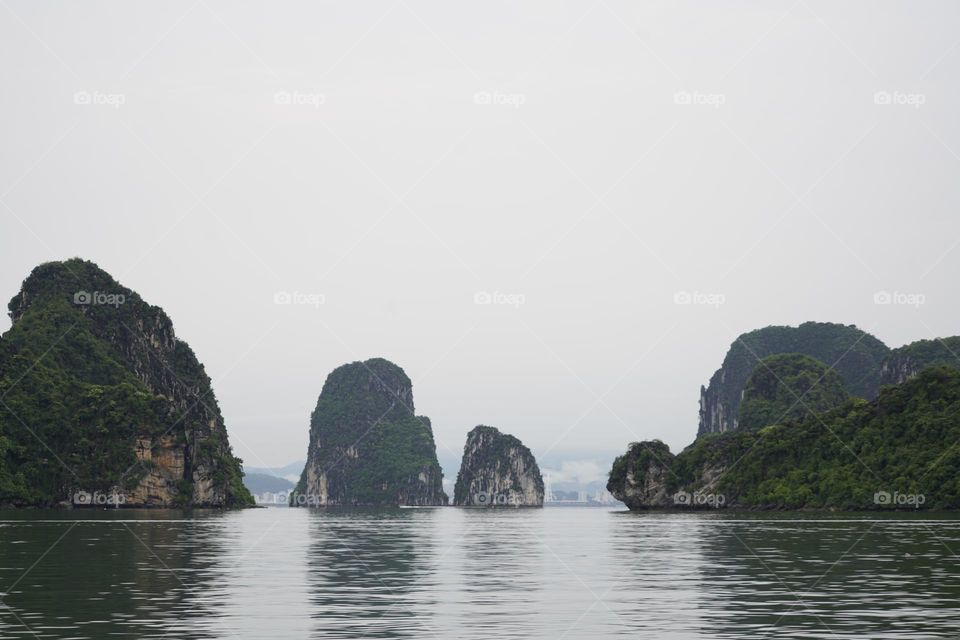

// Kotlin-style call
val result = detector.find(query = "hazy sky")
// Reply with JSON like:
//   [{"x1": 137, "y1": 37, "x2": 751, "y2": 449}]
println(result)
[{"x1": 2, "y1": 2, "x2": 959, "y2": 483}]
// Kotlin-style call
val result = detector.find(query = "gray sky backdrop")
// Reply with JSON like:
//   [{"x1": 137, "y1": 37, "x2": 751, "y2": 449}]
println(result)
[{"x1": 2, "y1": 1, "x2": 959, "y2": 487}]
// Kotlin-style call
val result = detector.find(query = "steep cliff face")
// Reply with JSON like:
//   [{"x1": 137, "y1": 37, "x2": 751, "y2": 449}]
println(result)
[
  {"x1": 292, "y1": 358, "x2": 447, "y2": 507},
  {"x1": 612, "y1": 367, "x2": 960, "y2": 510},
  {"x1": 0, "y1": 258, "x2": 253, "y2": 507},
  {"x1": 453, "y1": 426, "x2": 544, "y2": 507},
  {"x1": 879, "y1": 337, "x2": 960, "y2": 386},
  {"x1": 698, "y1": 322, "x2": 889, "y2": 436},
  {"x1": 605, "y1": 440, "x2": 677, "y2": 509}
]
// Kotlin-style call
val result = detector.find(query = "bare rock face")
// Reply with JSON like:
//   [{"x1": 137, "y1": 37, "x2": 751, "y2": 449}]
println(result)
[
  {"x1": 606, "y1": 440, "x2": 677, "y2": 509},
  {"x1": 292, "y1": 358, "x2": 447, "y2": 507},
  {"x1": 0, "y1": 258, "x2": 252, "y2": 508},
  {"x1": 126, "y1": 436, "x2": 186, "y2": 506},
  {"x1": 453, "y1": 426, "x2": 544, "y2": 507},
  {"x1": 606, "y1": 440, "x2": 728, "y2": 510},
  {"x1": 879, "y1": 337, "x2": 960, "y2": 386}
]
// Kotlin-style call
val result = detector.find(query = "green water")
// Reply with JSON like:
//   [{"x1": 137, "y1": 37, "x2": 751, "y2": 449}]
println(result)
[{"x1": 0, "y1": 508, "x2": 958, "y2": 638}]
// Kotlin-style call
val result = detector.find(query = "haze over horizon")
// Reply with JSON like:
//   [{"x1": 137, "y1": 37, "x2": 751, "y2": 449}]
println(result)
[{"x1": 3, "y1": 1, "x2": 960, "y2": 471}]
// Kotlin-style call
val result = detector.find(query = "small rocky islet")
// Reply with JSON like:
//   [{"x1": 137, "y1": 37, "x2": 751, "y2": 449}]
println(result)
[
  {"x1": 288, "y1": 360, "x2": 545, "y2": 508},
  {"x1": 453, "y1": 425, "x2": 544, "y2": 507}
]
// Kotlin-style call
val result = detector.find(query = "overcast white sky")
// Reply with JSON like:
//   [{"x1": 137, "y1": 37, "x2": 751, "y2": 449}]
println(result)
[{"x1": 2, "y1": 2, "x2": 959, "y2": 480}]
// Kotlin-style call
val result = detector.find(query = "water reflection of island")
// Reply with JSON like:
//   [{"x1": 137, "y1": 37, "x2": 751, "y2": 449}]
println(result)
[
  {"x1": 305, "y1": 508, "x2": 437, "y2": 639},
  {"x1": 0, "y1": 509, "x2": 232, "y2": 639}
]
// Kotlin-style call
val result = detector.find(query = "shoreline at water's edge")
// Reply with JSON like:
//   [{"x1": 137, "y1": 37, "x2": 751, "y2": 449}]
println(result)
[
  {"x1": 0, "y1": 503, "x2": 262, "y2": 510},
  {"x1": 616, "y1": 506, "x2": 948, "y2": 513}
]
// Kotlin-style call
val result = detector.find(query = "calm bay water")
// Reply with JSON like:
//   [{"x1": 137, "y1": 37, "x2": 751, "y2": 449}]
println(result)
[{"x1": 0, "y1": 507, "x2": 958, "y2": 639}]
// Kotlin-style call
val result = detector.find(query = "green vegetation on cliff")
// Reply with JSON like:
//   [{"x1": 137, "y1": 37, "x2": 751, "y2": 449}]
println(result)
[
  {"x1": 0, "y1": 258, "x2": 252, "y2": 507},
  {"x1": 699, "y1": 322, "x2": 889, "y2": 436},
  {"x1": 607, "y1": 439, "x2": 677, "y2": 507},
  {"x1": 738, "y1": 353, "x2": 849, "y2": 431},
  {"x1": 293, "y1": 358, "x2": 447, "y2": 506},
  {"x1": 611, "y1": 367, "x2": 960, "y2": 510}
]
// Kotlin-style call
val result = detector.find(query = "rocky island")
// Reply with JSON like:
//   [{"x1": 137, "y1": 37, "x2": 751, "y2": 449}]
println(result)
[
  {"x1": 453, "y1": 425, "x2": 544, "y2": 507},
  {"x1": 0, "y1": 259, "x2": 253, "y2": 508},
  {"x1": 610, "y1": 321, "x2": 960, "y2": 511},
  {"x1": 291, "y1": 358, "x2": 447, "y2": 507}
]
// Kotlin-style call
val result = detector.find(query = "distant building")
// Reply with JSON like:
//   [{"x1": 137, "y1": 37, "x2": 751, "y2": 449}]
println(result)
[
  {"x1": 594, "y1": 489, "x2": 616, "y2": 504},
  {"x1": 540, "y1": 471, "x2": 622, "y2": 506}
]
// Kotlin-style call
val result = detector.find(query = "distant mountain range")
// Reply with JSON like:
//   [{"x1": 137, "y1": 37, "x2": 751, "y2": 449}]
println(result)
[
  {"x1": 243, "y1": 473, "x2": 295, "y2": 494},
  {"x1": 244, "y1": 461, "x2": 305, "y2": 483}
]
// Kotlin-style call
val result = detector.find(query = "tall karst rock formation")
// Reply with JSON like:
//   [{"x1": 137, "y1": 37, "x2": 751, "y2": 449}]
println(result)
[
  {"x1": 453, "y1": 425, "x2": 544, "y2": 507},
  {"x1": 293, "y1": 358, "x2": 447, "y2": 507},
  {"x1": 0, "y1": 258, "x2": 252, "y2": 507}
]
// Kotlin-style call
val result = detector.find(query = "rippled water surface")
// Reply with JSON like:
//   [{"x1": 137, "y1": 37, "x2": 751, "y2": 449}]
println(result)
[{"x1": 1, "y1": 508, "x2": 959, "y2": 638}]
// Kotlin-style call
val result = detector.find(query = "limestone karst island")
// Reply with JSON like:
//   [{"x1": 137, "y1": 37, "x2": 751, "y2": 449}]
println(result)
[
  {"x1": 1, "y1": 262, "x2": 959, "y2": 512},
  {"x1": 607, "y1": 322, "x2": 960, "y2": 510}
]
